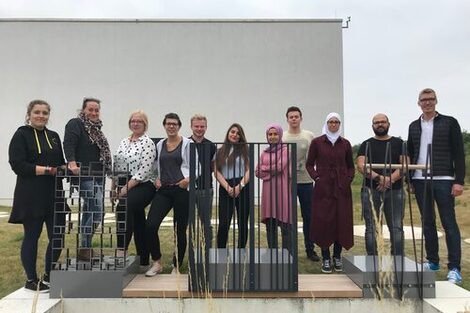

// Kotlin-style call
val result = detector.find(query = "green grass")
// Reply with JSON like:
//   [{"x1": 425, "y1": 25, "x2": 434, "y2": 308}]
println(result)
[{"x1": 1, "y1": 180, "x2": 470, "y2": 297}]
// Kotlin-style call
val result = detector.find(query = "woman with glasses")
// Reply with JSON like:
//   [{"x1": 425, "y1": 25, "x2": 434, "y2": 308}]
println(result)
[
  {"x1": 215, "y1": 123, "x2": 250, "y2": 249},
  {"x1": 306, "y1": 112, "x2": 354, "y2": 274},
  {"x1": 145, "y1": 113, "x2": 193, "y2": 276},
  {"x1": 112, "y1": 110, "x2": 156, "y2": 269},
  {"x1": 9, "y1": 100, "x2": 65, "y2": 292}
]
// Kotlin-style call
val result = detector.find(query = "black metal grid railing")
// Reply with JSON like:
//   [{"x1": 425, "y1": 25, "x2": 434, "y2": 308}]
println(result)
[
  {"x1": 188, "y1": 142, "x2": 298, "y2": 293},
  {"x1": 52, "y1": 162, "x2": 130, "y2": 271}
]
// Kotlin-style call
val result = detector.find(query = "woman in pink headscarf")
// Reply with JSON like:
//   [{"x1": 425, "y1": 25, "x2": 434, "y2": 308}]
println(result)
[{"x1": 256, "y1": 124, "x2": 293, "y2": 252}]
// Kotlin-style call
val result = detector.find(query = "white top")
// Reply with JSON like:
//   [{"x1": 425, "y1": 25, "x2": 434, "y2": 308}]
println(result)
[
  {"x1": 413, "y1": 116, "x2": 453, "y2": 180},
  {"x1": 113, "y1": 133, "x2": 156, "y2": 182},
  {"x1": 221, "y1": 155, "x2": 246, "y2": 179},
  {"x1": 283, "y1": 129, "x2": 315, "y2": 184}
]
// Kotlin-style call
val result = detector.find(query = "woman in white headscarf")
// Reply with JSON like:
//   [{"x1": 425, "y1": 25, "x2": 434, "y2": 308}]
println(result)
[{"x1": 306, "y1": 112, "x2": 355, "y2": 274}]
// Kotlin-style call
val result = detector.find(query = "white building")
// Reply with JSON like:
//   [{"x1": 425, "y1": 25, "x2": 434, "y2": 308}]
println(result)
[{"x1": 0, "y1": 19, "x2": 345, "y2": 204}]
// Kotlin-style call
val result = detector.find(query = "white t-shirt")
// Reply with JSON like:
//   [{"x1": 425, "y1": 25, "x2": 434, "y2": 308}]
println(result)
[{"x1": 283, "y1": 129, "x2": 315, "y2": 184}]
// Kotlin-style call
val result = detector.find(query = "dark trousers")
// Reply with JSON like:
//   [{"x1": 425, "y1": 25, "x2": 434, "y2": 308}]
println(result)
[
  {"x1": 195, "y1": 188, "x2": 214, "y2": 250},
  {"x1": 265, "y1": 218, "x2": 292, "y2": 252},
  {"x1": 321, "y1": 241, "x2": 342, "y2": 260},
  {"x1": 116, "y1": 181, "x2": 155, "y2": 266},
  {"x1": 413, "y1": 180, "x2": 461, "y2": 270},
  {"x1": 362, "y1": 187, "x2": 404, "y2": 256},
  {"x1": 217, "y1": 179, "x2": 250, "y2": 249},
  {"x1": 146, "y1": 186, "x2": 189, "y2": 268},
  {"x1": 297, "y1": 183, "x2": 315, "y2": 255},
  {"x1": 22, "y1": 214, "x2": 64, "y2": 281}
]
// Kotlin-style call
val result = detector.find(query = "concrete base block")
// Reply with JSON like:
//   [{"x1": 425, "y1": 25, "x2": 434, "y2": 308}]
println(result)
[
  {"x1": 198, "y1": 248, "x2": 295, "y2": 292},
  {"x1": 50, "y1": 256, "x2": 139, "y2": 298},
  {"x1": 343, "y1": 255, "x2": 435, "y2": 299}
]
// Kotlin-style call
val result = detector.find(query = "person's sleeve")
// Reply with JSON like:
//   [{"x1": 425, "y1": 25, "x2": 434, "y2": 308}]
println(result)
[
  {"x1": 346, "y1": 141, "x2": 355, "y2": 181},
  {"x1": 55, "y1": 132, "x2": 66, "y2": 166},
  {"x1": 450, "y1": 118, "x2": 465, "y2": 185},
  {"x1": 63, "y1": 119, "x2": 80, "y2": 162},
  {"x1": 356, "y1": 141, "x2": 366, "y2": 158},
  {"x1": 8, "y1": 130, "x2": 36, "y2": 177},
  {"x1": 255, "y1": 154, "x2": 272, "y2": 180},
  {"x1": 407, "y1": 124, "x2": 415, "y2": 163},
  {"x1": 306, "y1": 139, "x2": 319, "y2": 180}
]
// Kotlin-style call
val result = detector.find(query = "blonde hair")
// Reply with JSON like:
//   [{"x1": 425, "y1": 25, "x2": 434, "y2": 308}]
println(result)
[
  {"x1": 190, "y1": 114, "x2": 207, "y2": 126},
  {"x1": 128, "y1": 110, "x2": 149, "y2": 131}
]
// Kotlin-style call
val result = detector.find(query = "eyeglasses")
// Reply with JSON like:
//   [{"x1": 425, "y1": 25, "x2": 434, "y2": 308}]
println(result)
[
  {"x1": 327, "y1": 121, "x2": 340, "y2": 124},
  {"x1": 130, "y1": 120, "x2": 144, "y2": 124},
  {"x1": 165, "y1": 122, "x2": 179, "y2": 127},
  {"x1": 373, "y1": 121, "x2": 388, "y2": 125},
  {"x1": 419, "y1": 97, "x2": 436, "y2": 102}
]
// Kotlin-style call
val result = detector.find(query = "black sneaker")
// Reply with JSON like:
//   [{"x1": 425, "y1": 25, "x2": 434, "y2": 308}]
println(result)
[
  {"x1": 333, "y1": 257, "x2": 343, "y2": 272},
  {"x1": 321, "y1": 259, "x2": 332, "y2": 273},
  {"x1": 25, "y1": 279, "x2": 50, "y2": 293},
  {"x1": 307, "y1": 250, "x2": 320, "y2": 262},
  {"x1": 42, "y1": 273, "x2": 50, "y2": 286}
]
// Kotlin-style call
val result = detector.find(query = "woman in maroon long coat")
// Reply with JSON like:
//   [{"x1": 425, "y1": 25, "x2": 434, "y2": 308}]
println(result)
[{"x1": 306, "y1": 112, "x2": 354, "y2": 274}]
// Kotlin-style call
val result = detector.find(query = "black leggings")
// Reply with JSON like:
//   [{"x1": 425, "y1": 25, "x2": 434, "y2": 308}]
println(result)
[
  {"x1": 116, "y1": 181, "x2": 155, "y2": 266},
  {"x1": 265, "y1": 218, "x2": 292, "y2": 252},
  {"x1": 217, "y1": 179, "x2": 250, "y2": 249},
  {"x1": 22, "y1": 214, "x2": 63, "y2": 281},
  {"x1": 321, "y1": 241, "x2": 342, "y2": 260},
  {"x1": 146, "y1": 186, "x2": 189, "y2": 267}
]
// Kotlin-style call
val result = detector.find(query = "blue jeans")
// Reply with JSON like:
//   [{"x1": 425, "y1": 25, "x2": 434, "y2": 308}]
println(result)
[
  {"x1": 80, "y1": 178, "x2": 104, "y2": 248},
  {"x1": 413, "y1": 180, "x2": 461, "y2": 271},
  {"x1": 362, "y1": 187, "x2": 404, "y2": 256},
  {"x1": 297, "y1": 183, "x2": 315, "y2": 255}
]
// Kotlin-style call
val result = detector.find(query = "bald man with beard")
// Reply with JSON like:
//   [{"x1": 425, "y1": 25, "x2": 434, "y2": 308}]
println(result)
[{"x1": 356, "y1": 113, "x2": 406, "y2": 257}]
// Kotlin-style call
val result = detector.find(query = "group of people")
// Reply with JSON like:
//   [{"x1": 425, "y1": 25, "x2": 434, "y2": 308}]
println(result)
[{"x1": 8, "y1": 87, "x2": 465, "y2": 293}]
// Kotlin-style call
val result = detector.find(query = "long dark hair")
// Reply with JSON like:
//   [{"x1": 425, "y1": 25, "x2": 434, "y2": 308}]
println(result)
[{"x1": 216, "y1": 123, "x2": 249, "y2": 170}]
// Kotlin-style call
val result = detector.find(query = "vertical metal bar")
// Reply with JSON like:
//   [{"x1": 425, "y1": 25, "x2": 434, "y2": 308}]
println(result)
[
  {"x1": 249, "y1": 143, "x2": 255, "y2": 291},
  {"x1": 188, "y1": 142, "x2": 198, "y2": 291},
  {"x1": 291, "y1": 143, "x2": 298, "y2": 291}
]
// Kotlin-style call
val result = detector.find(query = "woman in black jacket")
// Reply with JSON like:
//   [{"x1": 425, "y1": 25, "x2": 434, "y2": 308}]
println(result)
[
  {"x1": 8, "y1": 100, "x2": 65, "y2": 293},
  {"x1": 63, "y1": 97, "x2": 111, "y2": 261}
]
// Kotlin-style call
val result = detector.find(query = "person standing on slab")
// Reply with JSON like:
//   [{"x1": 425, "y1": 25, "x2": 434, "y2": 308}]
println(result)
[
  {"x1": 283, "y1": 106, "x2": 319, "y2": 262},
  {"x1": 407, "y1": 88, "x2": 465, "y2": 284}
]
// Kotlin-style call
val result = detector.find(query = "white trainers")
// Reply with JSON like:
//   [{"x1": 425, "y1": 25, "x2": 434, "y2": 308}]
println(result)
[
  {"x1": 171, "y1": 266, "x2": 180, "y2": 275},
  {"x1": 145, "y1": 260, "x2": 163, "y2": 277}
]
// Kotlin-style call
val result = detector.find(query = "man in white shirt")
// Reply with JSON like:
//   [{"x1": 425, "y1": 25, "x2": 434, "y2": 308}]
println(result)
[
  {"x1": 407, "y1": 88, "x2": 465, "y2": 284},
  {"x1": 283, "y1": 106, "x2": 319, "y2": 261}
]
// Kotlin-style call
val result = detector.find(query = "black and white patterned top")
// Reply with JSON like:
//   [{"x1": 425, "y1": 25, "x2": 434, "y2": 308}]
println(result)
[{"x1": 114, "y1": 133, "x2": 156, "y2": 182}]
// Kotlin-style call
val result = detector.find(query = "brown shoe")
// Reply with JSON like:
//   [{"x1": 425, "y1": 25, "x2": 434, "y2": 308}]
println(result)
[{"x1": 77, "y1": 249, "x2": 92, "y2": 262}]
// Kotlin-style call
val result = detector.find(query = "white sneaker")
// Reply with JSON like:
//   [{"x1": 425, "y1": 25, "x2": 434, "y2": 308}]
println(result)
[
  {"x1": 171, "y1": 267, "x2": 180, "y2": 275},
  {"x1": 145, "y1": 261, "x2": 163, "y2": 277}
]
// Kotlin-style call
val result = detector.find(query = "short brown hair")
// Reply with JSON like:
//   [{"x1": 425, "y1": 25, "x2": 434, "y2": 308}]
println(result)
[
  {"x1": 82, "y1": 97, "x2": 101, "y2": 110},
  {"x1": 163, "y1": 112, "x2": 182, "y2": 127},
  {"x1": 286, "y1": 106, "x2": 302, "y2": 118}
]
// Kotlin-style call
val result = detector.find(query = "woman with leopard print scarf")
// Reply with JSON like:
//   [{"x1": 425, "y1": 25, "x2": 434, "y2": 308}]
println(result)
[{"x1": 63, "y1": 97, "x2": 111, "y2": 261}]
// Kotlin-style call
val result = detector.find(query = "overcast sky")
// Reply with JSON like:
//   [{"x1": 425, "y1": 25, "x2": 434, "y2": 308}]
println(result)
[{"x1": 1, "y1": 0, "x2": 469, "y2": 144}]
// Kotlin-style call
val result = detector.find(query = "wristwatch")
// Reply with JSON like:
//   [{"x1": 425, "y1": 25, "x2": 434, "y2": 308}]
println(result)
[{"x1": 240, "y1": 181, "x2": 245, "y2": 189}]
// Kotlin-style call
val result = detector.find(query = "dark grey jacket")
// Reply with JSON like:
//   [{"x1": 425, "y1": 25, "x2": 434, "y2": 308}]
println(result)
[
  {"x1": 407, "y1": 113, "x2": 465, "y2": 185},
  {"x1": 63, "y1": 118, "x2": 100, "y2": 167}
]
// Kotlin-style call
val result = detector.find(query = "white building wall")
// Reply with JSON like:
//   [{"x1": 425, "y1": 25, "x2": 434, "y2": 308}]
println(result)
[{"x1": 0, "y1": 19, "x2": 344, "y2": 204}]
